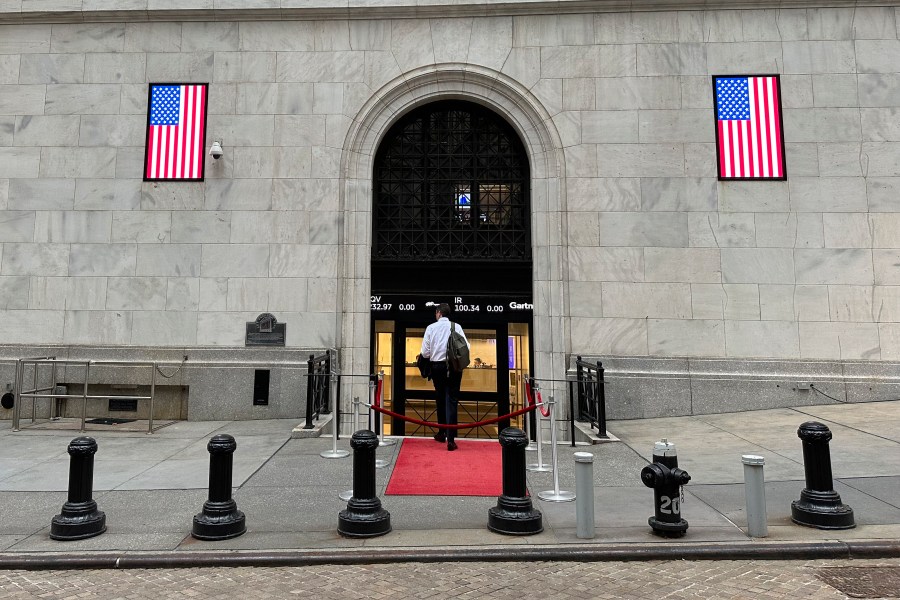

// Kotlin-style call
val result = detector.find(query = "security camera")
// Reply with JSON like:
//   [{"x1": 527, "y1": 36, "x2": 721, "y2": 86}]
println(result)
[{"x1": 208, "y1": 141, "x2": 223, "y2": 160}]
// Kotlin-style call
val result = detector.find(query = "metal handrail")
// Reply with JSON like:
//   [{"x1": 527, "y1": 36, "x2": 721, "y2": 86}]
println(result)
[{"x1": 13, "y1": 357, "x2": 159, "y2": 434}]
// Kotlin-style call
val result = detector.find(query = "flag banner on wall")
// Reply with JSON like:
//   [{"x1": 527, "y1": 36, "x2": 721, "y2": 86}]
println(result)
[
  {"x1": 712, "y1": 75, "x2": 786, "y2": 181},
  {"x1": 143, "y1": 83, "x2": 208, "y2": 181}
]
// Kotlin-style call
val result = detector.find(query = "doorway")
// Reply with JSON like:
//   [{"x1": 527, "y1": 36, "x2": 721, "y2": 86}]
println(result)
[
  {"x1": 371, "y1": 295, "x2": 531, "y2": 438},
  {"x1": 369, "y1": 100, "x2": 532, "y2": 438}
]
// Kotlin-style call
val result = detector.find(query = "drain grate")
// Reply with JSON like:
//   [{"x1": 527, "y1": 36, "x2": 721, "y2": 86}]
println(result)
[
  {"x1": 85, "y1": 418, "x2": 137, "y2": 425},
  {"x1": 817, "y1": 566, "x2": 900, "y2": 599}
]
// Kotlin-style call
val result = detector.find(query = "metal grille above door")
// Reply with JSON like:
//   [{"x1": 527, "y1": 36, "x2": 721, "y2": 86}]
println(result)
[{"x1": 372, "y1": 101, "x2": 532, "y2": 295}]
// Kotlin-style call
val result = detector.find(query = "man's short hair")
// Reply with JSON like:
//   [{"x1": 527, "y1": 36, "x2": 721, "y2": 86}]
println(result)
[{"x1": 437, "y1": 303, "x2": 451, "y2": 317}]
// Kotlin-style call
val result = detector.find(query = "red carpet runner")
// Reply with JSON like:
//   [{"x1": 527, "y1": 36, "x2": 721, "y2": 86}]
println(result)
[{"x1": 385, "y1": 437, "x2": 503, "y2": 496}]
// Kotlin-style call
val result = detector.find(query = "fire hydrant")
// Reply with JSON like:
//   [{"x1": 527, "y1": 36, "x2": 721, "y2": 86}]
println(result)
[{"x1": 640, "y1": 439, "x2": 691, "y2": 537}]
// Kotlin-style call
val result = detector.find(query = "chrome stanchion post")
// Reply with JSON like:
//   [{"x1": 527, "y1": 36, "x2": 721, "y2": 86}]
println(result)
[
  {"x1": 341, "y1": 389, "x2": 368, "y2": 501},
  {"x1": 524, "y1": 406, "x2": 536, "y2": 452},
  {"x1": 538, "y1": 395, "x2": 575, "y2": 502},
  {"x1": 12, "y1": 359, "x2": 22, "y2": 432},
  {"x1": 377, "y1": 370, "x2": 395, "y2": 447},
  {"x1": 148, "y1": 363, "x2": 156, "y2": 434},
  {"x1": 527, "y1": 382, "x2": 550, "y2": 472},
  {"x1": 80, "y1": 362, "x2": 90, "y2": 433},
  {"x1": 321, "y1": 365, "x2": 350, "y2": 459}
]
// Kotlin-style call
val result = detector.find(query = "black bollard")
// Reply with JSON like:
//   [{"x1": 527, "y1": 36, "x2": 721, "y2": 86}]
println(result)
[
  {"x1": 50, "y1": 437, "x2": 106, "y2": 540},
  {"x1": 488, "y1": 427, "x2": 543, "y2": 535},
  {"x1": 338, "y1": 429, "x2": 391, "y2": 537},
  {"x1": 791, "y1": 421, "x2": 855, "y2": 529},
  {"x1": 192, "y1": 434, "x2": 246, "y2": 540}
]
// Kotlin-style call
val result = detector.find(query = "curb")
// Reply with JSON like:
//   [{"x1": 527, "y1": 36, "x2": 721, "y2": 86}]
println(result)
[{"x1": 1, "y1": 540, "x2": 898, "y2": 570}]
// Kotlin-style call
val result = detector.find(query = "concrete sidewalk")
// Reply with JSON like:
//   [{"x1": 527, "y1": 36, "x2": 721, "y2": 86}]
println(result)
[{"x1": 0, "y1": 400, "x2": 898, "y2": 566}]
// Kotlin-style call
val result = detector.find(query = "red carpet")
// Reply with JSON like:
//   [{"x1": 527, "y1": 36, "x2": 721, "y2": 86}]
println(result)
[{"x1": 385, "y1": 437, "x2": 503, "y2": 496}]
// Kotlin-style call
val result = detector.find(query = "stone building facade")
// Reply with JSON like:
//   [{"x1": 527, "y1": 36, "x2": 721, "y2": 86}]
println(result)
[{"x1": 1, "y1": 0, "x2": 899, "y2": 424}]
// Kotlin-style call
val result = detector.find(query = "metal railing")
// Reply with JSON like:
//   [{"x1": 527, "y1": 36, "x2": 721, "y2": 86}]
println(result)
[
  {"x1": 304, "y1": 348, "x2": 336, "y2": 431},
  {"x1": 13, "y1": 357, "x2": 161, "y2": 434},
  {"x1": 570, "y1": 355, "x2": 607, "y2": 438}
]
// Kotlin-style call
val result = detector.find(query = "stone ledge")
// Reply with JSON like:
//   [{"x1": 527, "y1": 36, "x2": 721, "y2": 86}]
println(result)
[
  {"x1": 1, "y1": 0, "x2": 894, "y2": 25},
  {"x1": 291, "y1": 412, "x2": 330, "y2": 438}
]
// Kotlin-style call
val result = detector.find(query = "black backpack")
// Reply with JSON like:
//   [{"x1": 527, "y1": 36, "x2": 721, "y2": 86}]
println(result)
[{"x1": 446, "y1": 322, "x2": 470, "y2": 372}]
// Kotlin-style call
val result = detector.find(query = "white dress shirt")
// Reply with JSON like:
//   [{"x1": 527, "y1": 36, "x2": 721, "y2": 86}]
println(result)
[{"x1": 421, "y1": 316, "x2": 470, "y2": 362}]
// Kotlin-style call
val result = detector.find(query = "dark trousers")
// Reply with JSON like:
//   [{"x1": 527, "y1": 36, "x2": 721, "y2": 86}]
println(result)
[{"x1": 430, "y1": 362, "x2": 462, "y2": 441}]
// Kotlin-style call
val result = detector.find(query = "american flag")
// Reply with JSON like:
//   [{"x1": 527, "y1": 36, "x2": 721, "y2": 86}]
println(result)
[
  {"x1": 144, "y1": 83, "x2": 208, "y2": 181},
  {"x1": 713, "y1": 76, "x2": 785, "y2": 180}
]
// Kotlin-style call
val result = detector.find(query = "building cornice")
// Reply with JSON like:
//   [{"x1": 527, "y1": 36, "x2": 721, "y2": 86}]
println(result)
[{"x1": 1, "y1": 0, "x2": 899, "y2": 25}]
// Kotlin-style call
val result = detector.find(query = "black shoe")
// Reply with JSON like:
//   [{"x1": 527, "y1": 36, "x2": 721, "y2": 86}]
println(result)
[
  {"x1": 447, "y1": 440, "x2": 457, "y2": 451},
  {"x1": 433, "y1": 434, "x2": 446, "y2": 443}
]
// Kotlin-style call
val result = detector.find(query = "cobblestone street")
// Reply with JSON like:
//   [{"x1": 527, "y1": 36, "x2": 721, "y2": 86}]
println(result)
[{"x1": 0, "y1": 559, "x2": 898, "y2": 599}]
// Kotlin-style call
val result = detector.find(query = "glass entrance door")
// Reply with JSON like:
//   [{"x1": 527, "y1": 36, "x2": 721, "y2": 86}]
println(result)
[{"x1": 372, "y1": 317, "x2": 530, "y2": 439}]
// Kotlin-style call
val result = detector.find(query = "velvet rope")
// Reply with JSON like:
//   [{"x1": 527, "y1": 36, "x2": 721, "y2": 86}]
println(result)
[{"x1": 370, "y1": 402, "x2": 537, "y2": 430}]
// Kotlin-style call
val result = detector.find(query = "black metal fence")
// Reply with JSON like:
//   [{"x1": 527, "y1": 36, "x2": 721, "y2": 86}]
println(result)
[
  {"x1": 304, "y1": 351, "x2": 336, "y2": 430},
  {"x1": 570, "y1": 355, "x2": 607, "y2": 438}
]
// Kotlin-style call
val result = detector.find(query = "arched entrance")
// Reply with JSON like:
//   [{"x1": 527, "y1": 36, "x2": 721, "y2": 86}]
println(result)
[
  {"x1": 336, "y1": 66, "x2": 568, "y2": 436},
  {"x1": 370, "y1": 100, "x2": 532, "y2": 437}
]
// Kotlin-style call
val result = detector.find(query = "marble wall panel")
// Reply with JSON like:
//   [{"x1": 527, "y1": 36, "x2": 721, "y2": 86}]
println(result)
[
  {"x1": 205, "y1": 178, "x2": 273, "y2": 211},
  {"x1": 28, "y1": 276, "x2": 66, "y2": 310},
  {"x1": 0, "y1": 148, "x2": 40, "y2": 178},
  {"x1": 131, "y1": 311, "x2": 198, "y2": 346},
  {"x1": 859, "y1": 74, "x2": 900, "y2": 107},
  {"x1": 68, "y1": 243, "x2": 136, "y2": 276},
  {"x1": 0, "y1": 85, "x2": 45, "y2": 115},
  {"x1": 648, "y1": 318, "x2": 725, "y2": 356},
  {"x1": 0, "y1": 276, "x2": 28, "y2": 309},
  {"x1": 200, "y1": 244, "x2": 269, "y2": 278},
  {"x1": 226, "y1": 277, "x2": 269, "y2": 311},
  {"x1": 214, "y1": 52, "x2": 276, "y2": 84},
  {"x1": 644, "y1": 247, "x2": 721, "y2": 283},
  {"x1": 18, "y1": 54, "x2": 84, "y2": 84},
  {"x1": 106, "y1": 276, "x2": 167, "y2": 310},
  {"x1": 642, "y1": 177, "x2": 717, "y2": 212},
  {"x1": 602, "y1": 282, "x2": 691, "y2": 319},
  {"x1": 8, "y1": 178, "x2": 75, "y2": 210},
  {"x1": 818, "y1": 143, "x2": 865, "y2": 175},
  {"x1": 726, "y1": 320, "x2": 800, "y2": 358},
  {"x1": 799, "y1": 321, "x2": 880, "y2": 359},
  {"x1": 39, "y1": 147, "x2": 116, "y2": 179},
  {"x1": 598, "y1": 211, "x2": 688, "y2": 247},
  {"x1": 1, "y1": 242, "x2": 68, "y2": 275},
  {"x1": 863, "y1": 142, "x2": 900, "y2": 176},
  {"x1": 688, "y1": 212, "x2": 755, "y2": 248},
  {"x1": 306, "y1": 277, "x2": 336, "y2": 312},
  {"x1": 717, "y1": 181, "x2": 790, "y2": 212},
  {"x1": 596, "y1": 76, "x2": 680, "y2": 110},
  {"x1": 566, "y1": 177, "x2": 640, "y2": 212},
  {"x1": 83, "y1": 53, "x2": 146, "y2": 84},
  {"x1": 0, "y1": 310, "x2": 64, "y2": 344},
  {"x1": 166, "y1": 277, "x2": 199, "y2": 311},
  {"x1": 794, "y1": 284, "x2": 831, "y2": 321},
  {"x1": 789, "y1": 176, "x2": 867, "y2": 212},
  {"x1": 638, "y1": 109, "x2": 709, "y2": 143},
  {"x1": 50, "y1": 23, "x2": 124, "y2": 53},
  {"x1": 875, "y1": 250, "x2": 900, "y2": 285},
  {"x1": 637, "y1": 43, "x2": 707, "y2": 76},
  {"x1": 721, "y1": 248, "x2": 795, "y2": 284},
  {"x1": 76, "y1": 179, "x2": 141, "y2": 211},
  {"x1": 124, "y1": 22, "x2": 182, "y2": 53},
  {"x1": 13, "y1": 115, "x2": 79, "y2": 147},
  {"x1": 570, "y1": 316, "x2": 648, "y2": 355},
  {"x1": 812, "y1": 74, "x2": 859, "y2": 108},
  {"x1": 823, "y1": 213, "x2": 872, "y2": 248},
  {"x1": 783, "y1": 41, "x2": 856, "y2": 74},
  {"x1": 110, "y1": 210, "x2": 171, "y2": 243},
  {"x1": 594, "y1": 11, "x2": 678, "y2": 44},
  {"x1": 783, "y1": 108, "x2": 862, "y2": 142},
  {"x1": 79, "y1": 115, "x2": 144, "y2": 147},
  {"x1": 66, "y1": 277, "x2": 107, "y2": 310},
  {"x1": 862, "y1": 108, "x2": 900, "y2": 142},
  {"x1": 568, "y1": 246, "x2": 643, "y2": 282},
  {"x1": 45, "y1": 84, "x2": 120, "y2": 114},
  {"x1": 34, "y1": 210, "x2": 111, "y2": 243},
  {"x1": 828, "y1": 285, "x2": 873, "y2": 322},
  {"x1": 706, "y1": 42, "x2": 782, "y2": 73},
  {"x1": 850, "y1": 7, "x2": 898, "y2": 39},
  {"x1": 0, "y1": 210, "x2": 34, "y2": 242},
  {"x1": 596, "y1": 144, "x2": 684, "y2": 177},
  {"x1": 277, "y1": 50, "x2": 365, "y2": 83},
  {"x1": 145, "y1": 52, "x2": 214, "y2": 81},
  {"x1": 135, "y1": 244, "x2": 200, "y2": 277},
  {"x1": 795, "y1": 248, "x2": 874, "y2": 285},
  {"x1": 0, "y1": 55, "x2": 19, "y2": 84}
]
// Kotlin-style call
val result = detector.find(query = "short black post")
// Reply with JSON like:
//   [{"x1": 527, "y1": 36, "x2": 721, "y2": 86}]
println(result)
[
  {"x1": 488, "y1": 427, "x2": 543, "y2": 535},
  {"x1": 338, "y1": 430, "x2": 391, "y2": 537},
  {"x1": 192, "y1": 434, "x2": 246, "y2": 540},
  {"x1": 791, "y1": 421, "x2": 855, "y2": 529},
  {"x1": 50, "y1": 437, "x2": 106, "y2": 540},
  {"x1": 304, "y1": 353, "x2": 315, "y2": 429}
]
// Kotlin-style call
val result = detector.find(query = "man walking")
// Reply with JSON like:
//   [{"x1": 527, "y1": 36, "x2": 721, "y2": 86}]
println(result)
[{"x1": 421, "y1": 303, "x2": 470, "y2": 451}]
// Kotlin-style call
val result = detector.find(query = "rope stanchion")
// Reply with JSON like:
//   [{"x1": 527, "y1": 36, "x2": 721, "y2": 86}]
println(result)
[
  {"x1": 320, "y1": 352, "x2": 349, "y2": 459},
  {"x1": 369, "y1": 402, "x2": 537, "y2": 430},
  {"x1": 376, "y1": 374, "x2": 396, "y2": 448},
  {"x1": 526, "y1": 379, "x2": 550, "y2": 473},
  {"x1": 537, "y1": 395, "x2": 575, "y2": 502},
  {"x1": 339, "y1": 394, "x2": 360, "y2": 502}
]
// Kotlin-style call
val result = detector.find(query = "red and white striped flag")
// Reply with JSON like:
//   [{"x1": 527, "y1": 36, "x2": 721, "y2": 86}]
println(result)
[
  {"x1": 143, "y1": 83, "x2": 208, "y2": 181},
  {"x1": 713, "y1": 75, "x2": 786, "y2": 180}
]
